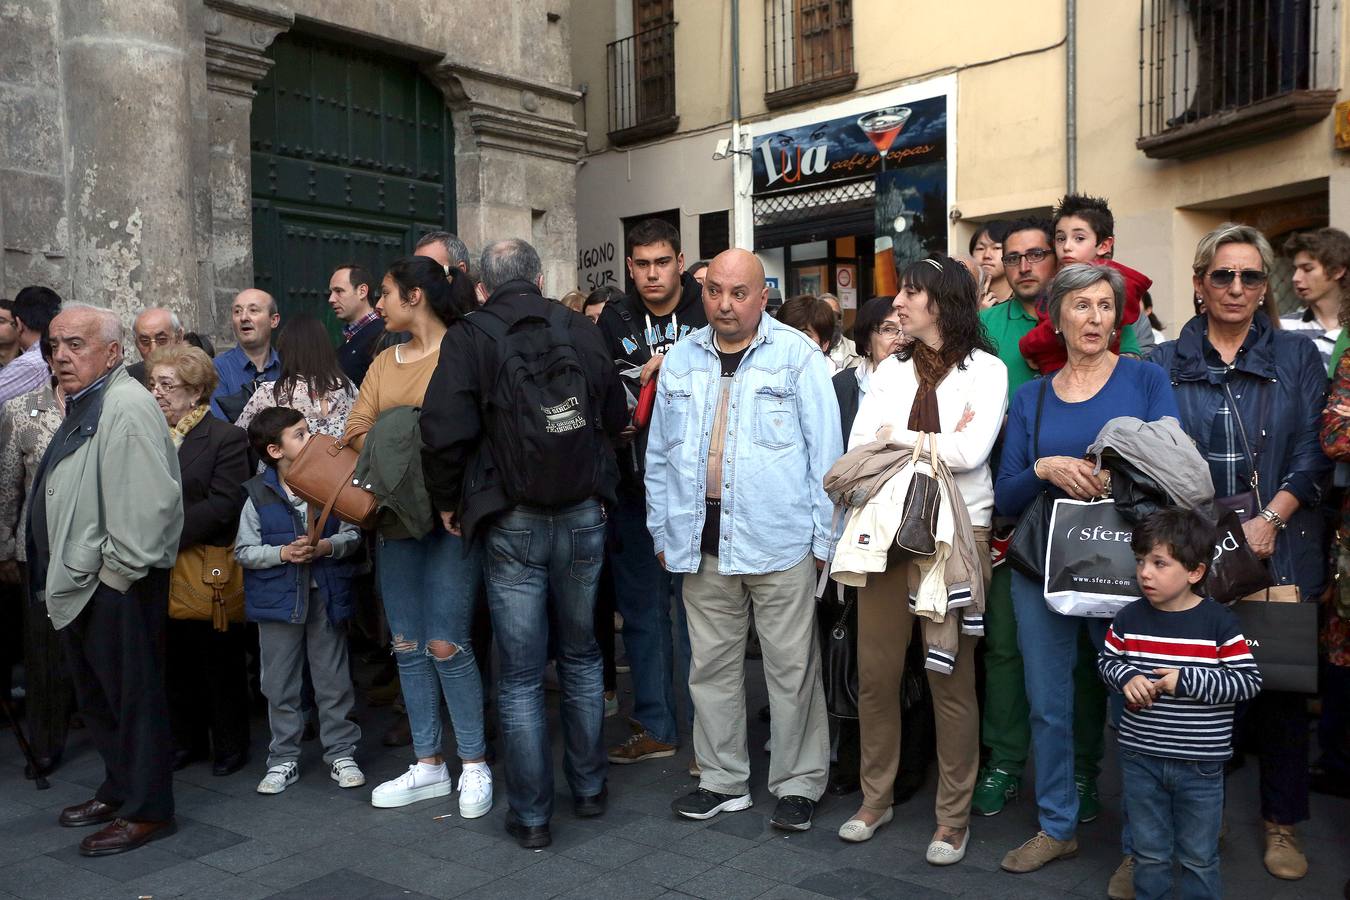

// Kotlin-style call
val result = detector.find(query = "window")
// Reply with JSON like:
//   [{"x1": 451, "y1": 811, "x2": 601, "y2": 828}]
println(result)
[
  {"x1": 1137, "y1": 0, "x2": 1337, "y2": 158},
  {"x1": 607, "y1": 0, "x2": 679, "y2": 145},
  {"x1": 764, "y1": 0, "x2": 857, "y2": 109},
  {"x1": 698, "y1": 211, "x2": 730, "y2": 260}
]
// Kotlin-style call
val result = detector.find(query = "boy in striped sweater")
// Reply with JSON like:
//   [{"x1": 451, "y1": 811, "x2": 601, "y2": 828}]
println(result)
[{"x1": 1098, "y1": 507, "x2": 1262, "y2": 900}]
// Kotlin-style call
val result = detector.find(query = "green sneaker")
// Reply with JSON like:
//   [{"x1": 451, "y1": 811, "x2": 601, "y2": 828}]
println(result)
[
  {"x1": 972, "y1": 768, "x2": 1019, "y2": 816},
  {"x1": 1075, "y1": 774, "x2": 1101, "y2": 823}
]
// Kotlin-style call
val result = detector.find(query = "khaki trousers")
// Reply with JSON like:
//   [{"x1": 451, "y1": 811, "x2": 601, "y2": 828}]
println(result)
[
  {"x1": 857, "y1": 542, "x2": 987, "y2": 828},
  {"x1": 682, "y1": 552, "x2": 829, "y2": 800}
]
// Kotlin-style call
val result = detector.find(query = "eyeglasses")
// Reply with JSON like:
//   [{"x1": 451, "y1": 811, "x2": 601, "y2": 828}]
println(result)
[
  {"x1": 1001, "y1": 248, "x2": 1054, "y2": 268},
  {"x1": 1206, "y1": 268, "x2": 1268, "y2": 289},
  {"x1": 149, "y1": 378, "x2": 186, "y2": 394},
  {"x1": 876, "y1": 324, "x2": 902, "y2": 337},
  {"x1": 137, "y1": 334, "x2": 174, "y2": 348}
]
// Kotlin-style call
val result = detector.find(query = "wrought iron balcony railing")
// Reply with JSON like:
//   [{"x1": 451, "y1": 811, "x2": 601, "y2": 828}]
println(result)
[
  {"x1": 607, "y1": 22, "x2": 678, "y2": 145},
  {"x1": 764, "y1": 0, "x2": 857, "y2": 109}
]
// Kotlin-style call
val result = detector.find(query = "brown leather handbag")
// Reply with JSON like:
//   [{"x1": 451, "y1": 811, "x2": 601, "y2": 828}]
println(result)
[
  {"x1": 169, "y1": 544, "x2": 245, "y2": 632},
  {"x1": 284, "y1": 430, "x2": 378, "y2": 540}
]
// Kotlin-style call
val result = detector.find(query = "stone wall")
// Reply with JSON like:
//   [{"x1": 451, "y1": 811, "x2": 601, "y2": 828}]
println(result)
[{"x1": 0, "y1": 0, "x2": 583, "y2": 339}]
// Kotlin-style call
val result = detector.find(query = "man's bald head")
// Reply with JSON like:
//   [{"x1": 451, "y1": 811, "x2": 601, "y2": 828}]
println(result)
[
  {"x1": 231, "y1": 288, "x2": 280, "y2": 352},
  {"x1": 703, "y1": 249, "x2": 768, "y2": 350},
  {"x1": 133, "y1": 306, "x2": 184, "y2": 361}
]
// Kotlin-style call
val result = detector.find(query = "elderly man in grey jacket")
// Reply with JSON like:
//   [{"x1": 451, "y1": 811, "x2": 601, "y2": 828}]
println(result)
[{"x1": 27, "y1": 305, "x2": 183, "y2": 857}]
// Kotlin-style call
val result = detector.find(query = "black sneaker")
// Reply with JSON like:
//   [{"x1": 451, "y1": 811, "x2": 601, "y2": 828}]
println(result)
[
  {"x1": 770, "y1": 795, "x2": 816, "y2": 831},
  {"x1": 671, "y1": 788, "x2": 752, "y2": 820}
]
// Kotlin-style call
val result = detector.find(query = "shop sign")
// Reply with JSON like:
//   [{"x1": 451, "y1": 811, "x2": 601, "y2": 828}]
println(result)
[{"x1": 751, "y1": 95, "x2": 947, "y2": 195}]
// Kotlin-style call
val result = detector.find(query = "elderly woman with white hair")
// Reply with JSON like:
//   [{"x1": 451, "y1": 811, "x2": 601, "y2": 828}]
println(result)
[
  {"x1": 993, "y1": 264, "x2": 1180, "y2": 876},
  {"x1": 1153, "y1": 223, "x2": 1331, "y2": 882}
]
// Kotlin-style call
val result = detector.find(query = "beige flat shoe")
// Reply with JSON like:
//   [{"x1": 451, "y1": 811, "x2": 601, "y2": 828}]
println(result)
[{"x1": 838, "y1": 807, "x2": 893, "y2": 843}]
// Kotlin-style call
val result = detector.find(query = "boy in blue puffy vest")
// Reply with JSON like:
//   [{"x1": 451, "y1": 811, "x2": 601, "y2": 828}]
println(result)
[{"x1": 237, "y1": 407, "x2": 364, "y2": 795}]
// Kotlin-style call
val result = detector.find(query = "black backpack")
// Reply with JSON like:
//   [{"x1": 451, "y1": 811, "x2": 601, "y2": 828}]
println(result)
[{"x1": 466, "y1": 303, "x2": 603, "y2": 508}]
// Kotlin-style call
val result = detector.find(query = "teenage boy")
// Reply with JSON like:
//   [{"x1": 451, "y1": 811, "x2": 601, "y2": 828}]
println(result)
[
  {"x1": 1017, "y1": 194, "x2": 1148, "y2": 373},
  {"x1": 596, "y1": 218, "x2": 707, "y2": 767},
  {"x1": 1099, "y1": 507, "x2": 1262, "y2": 900},
  {"x1": 237, "y1": 407, "x2": 365, "y2": 796},
  {"x1": 1283, "y1": 227, "x2": 1350, "y2": 373}
]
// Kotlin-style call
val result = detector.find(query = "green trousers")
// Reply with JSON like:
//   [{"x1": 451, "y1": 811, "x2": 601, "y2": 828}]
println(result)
[{"x1": 980, "y1": 563, "x2": 1107, "y2": 779}]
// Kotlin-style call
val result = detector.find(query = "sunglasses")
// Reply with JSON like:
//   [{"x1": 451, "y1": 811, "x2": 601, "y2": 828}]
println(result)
[{"x1": 1206, "y1": 268, "x2": 1268, "y2": 289}]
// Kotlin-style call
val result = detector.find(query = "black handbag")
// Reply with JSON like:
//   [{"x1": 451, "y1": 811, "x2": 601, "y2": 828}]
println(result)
[
  {"x1": 894, "y1": 433, "x2": 941, "y2": 557},
  {"x1": 1208, "y1": 509, "x2": 1274, "y2": 605},
  {"x1": 818, "y1": 584, "x2": 859, "y2": 719},
  {"x1": 1233, "y1": 588, "x2": 1317, "y2": 693},
  {"x1": 1008, "y1": 379, "x2": 1052, "y2": 579}
]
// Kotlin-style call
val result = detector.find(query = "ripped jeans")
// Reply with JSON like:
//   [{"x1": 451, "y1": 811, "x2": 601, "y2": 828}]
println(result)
[{"x1": 378, "y1": 529, "x2": 485, "y2": 761}]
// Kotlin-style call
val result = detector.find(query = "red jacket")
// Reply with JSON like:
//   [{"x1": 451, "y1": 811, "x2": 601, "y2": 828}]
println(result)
[{"x1": 1017, "y1": 259, "x2": 1150, "y2": 375}]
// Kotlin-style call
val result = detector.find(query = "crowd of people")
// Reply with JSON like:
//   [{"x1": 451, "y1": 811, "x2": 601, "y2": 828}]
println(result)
[{"x1": 0, "y1": 203, "x2": 1346, "y2": 899}]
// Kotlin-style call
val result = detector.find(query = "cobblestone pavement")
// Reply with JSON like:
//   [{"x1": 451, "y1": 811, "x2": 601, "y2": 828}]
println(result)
[{"x1": 0, "y1": 652, "x2": 1344, "y2": 899}]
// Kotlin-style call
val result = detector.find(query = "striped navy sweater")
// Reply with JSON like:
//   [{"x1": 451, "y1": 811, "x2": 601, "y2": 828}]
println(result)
[{"x1": 1098, "y1": 598, "x2": 1262, "y2": 761}]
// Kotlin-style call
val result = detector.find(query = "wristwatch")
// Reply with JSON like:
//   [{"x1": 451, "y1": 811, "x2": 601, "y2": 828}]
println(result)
[{"x1": 1259, "y1": 508, "x2": 1287, "y2": 531}]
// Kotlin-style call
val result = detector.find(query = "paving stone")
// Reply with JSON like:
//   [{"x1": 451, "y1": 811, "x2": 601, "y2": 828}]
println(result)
[
  {"x1": 558, "y1": 835, "x2": 650, "y2": 870},
  {"x1": 194, "y1": 837, "x2": 296, "y2": 874},
  {"x1": 156, "y1": 818, "x2": 249, "y2": 860},
  {"x1": 794, "y1": 866, "x2": 954, "y2": 899},
  {"x1": 45, "y1": 842, "x2": 184, "y2": 882},
  {"x1": 618, "y1": 847, "x2": 714, "y2": 887},
  {"x1": 555, "y1": 870, "x2": 668, "y2": 899},
  {"x1": 121, "y1": 859, "x2": 235, "y2": 899},
  {"x1": 707, "y1": 809, "x2": 773, "y2": 841},
  {"x1": 725, "y1": 840, "x2": 833, "y2": 884},
  {"x1": 349, "y1": 843, "x2": 497, "y2": 898},
  {"x1": 671, "y1": 826, "x2": 762, "y2": 864},
  {"x1": 0, "y1": 854, "x2": 122, "y2": 900},
  {"x1": 263, "y1": 868, "x2": 429, "y2": 899},
  {"x1": 675, "y1": 864, "x2": 777, "y2": 899}
]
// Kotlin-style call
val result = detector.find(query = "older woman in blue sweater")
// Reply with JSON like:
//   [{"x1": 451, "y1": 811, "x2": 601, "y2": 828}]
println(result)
[{"x1": 994, "y1": 264, "x2": 1179, "y2": 877}]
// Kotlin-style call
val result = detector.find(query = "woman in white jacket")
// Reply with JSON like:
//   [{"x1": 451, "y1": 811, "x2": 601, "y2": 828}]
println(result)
[{"x1": 836, "y1": 254, "x2": 1007, "y2": 864}]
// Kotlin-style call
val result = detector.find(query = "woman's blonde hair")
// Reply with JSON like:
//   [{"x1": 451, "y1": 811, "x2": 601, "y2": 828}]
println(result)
[
  {"x1": 1192, "y1": 222, "x2": 1275, "y2": 276},
  {"x1": 146, "y1": 345, "x2": 217, "y2": 406}
]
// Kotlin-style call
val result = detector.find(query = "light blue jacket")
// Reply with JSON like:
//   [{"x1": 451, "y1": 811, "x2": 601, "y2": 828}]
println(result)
[{"x1": 645, "y1": 313, "x2": 842, "y2": 575}]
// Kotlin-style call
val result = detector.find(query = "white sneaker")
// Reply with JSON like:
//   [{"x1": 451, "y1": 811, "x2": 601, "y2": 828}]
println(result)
[
  {"x1": 257, "y1": 761, "x2": 299, "y2": 795},
  {"x1": 457, "y1": 762, "x2": 493, "y2": 819},
  {"x1": 330, "y1": 757, "x2": 365, "y2": 789},
  {"x1": 371, "y1": 762, "x2": 453, "y2": 808}
]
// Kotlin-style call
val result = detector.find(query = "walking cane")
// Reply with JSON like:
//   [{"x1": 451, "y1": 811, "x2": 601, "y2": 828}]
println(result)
[{"x1": 0, "y1": 695, "x2": 50, "y2": 789}]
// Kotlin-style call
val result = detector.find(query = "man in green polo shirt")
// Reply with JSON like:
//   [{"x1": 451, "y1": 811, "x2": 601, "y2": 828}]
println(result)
[{"x1": 972, "y1": 218, "x2": 1127, "y2": 821}]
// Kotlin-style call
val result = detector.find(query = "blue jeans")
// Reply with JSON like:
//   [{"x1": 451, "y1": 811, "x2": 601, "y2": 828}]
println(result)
[
  {"x1": 1009, "y1": 570, "x2": 1111, "y2": 841},
  {"x1": 485, "y1": 500, "x2": 608, "y2": 825},
  {"x1": 610, "y1": 490, "x2": 691, "y2": 744},
  {"x1": 378, "y1": 530, "x2": 485, "y2": 761},
  {"x1": 1121, "y1": 750, "x2": 1225, "y2": 900}
]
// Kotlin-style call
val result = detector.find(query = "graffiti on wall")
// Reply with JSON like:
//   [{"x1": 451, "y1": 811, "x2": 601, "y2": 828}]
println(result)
[{"x1": 578, "y1": 240, "x2": 619, "y2": 291}]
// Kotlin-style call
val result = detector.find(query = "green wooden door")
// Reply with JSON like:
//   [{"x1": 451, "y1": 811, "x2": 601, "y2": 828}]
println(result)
[{"x1": 250, "y1": 32, "x2": 454, "y2": 341}]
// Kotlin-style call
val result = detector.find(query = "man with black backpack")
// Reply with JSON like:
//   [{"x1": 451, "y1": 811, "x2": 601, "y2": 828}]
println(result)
[
  {"x1": 419, "y1": 238, "x2": 626, "y2": 850},
  {"x1": 595, "y1": 218, "x2": 707, "y2": 769}
]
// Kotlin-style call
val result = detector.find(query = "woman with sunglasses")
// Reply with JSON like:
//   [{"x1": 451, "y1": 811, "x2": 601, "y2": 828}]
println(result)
[{"x1": 1152, "y1": 222, "x2": 1331, "y2": 883}]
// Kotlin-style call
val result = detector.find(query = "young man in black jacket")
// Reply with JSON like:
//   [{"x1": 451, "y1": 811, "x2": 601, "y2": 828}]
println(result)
[
  {"x1": 594, "y1": 218, "x2": 707, "y2": 769},
  {"x1": 419, "y1": 238, "x2": 625, "y2": 849},
  {"x1": 328, "y1": 263, "x2": 387, "y2": 387}
]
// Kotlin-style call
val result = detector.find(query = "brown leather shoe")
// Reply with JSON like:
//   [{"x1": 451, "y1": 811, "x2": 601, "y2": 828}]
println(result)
[
  {"x1": 78, "y1": 818, "x2": 177, "y2": 857},
  {"x1": 1263, "y1": 821, "x2": 1308, "y2": 880},
  {"x1": 58, "y1": 798, "x2": 122, "y2": 828}
]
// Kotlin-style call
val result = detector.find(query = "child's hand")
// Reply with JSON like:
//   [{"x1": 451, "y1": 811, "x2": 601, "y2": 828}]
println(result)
[
  {"x1": 1152, "y1": 668, "x2": 1180, "y2": 695},
  {"x1": 1123, "y1": 674, "x2": 1155, "y2": 709},
  {"x1": 283, "y1": 538, "x2": 314, "y2": 564}
]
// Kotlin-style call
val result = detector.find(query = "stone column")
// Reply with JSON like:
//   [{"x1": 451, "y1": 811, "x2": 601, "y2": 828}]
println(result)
[
  {"x1": 59, "y1": 0, "x2": 198, "y2": 324},
  {"x1": 428, "y1": 63, "x2": 585, "y2": 295},
  {"x1": 203, "y1": 0, "x2": 291, "y2": 339}
]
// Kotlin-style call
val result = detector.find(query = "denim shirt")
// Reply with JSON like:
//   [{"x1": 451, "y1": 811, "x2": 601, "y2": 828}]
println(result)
[{"x1": 645, "y1": 313, "x2": 842, "y2": 575}]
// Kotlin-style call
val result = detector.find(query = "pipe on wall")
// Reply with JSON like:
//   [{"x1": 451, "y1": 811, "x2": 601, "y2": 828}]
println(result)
[{"x1": 1066, "y1": 0, "x2": 1077, "y2": 193}]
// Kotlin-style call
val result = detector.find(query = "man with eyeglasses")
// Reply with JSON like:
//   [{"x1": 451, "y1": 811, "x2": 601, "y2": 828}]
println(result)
[
  {"x1": 0, "y1": 286, "x2": 62, "y2": 406},
  {"x1": 596, "y1": 218, "x2": 707, "y2": 770},
  {"x1": 0, "y1": 299, "x2": 19, "y2": 369},
  {"x1": 970, "y1": 218, "x2": 1139, "y2": 822},
  {"x1": 125, "y1": 308, "x2": 185, "y2": 389}
]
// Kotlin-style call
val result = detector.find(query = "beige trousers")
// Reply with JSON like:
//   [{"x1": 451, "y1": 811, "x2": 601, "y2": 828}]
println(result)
[
  {"x1": 857, "y1": 539, "x2": 988, "y2": 828},
  {"x1": 682, "y1": 552, "x2": 829, "y2": 800}
]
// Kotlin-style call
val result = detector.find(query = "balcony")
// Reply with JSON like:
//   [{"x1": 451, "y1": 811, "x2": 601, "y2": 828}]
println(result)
[
  {"x1": 606, "y1": 22, "x2": 678, "y2": 146},
  {"x1": 1137, "y1": 0, "x2": 1338, "y2": 159},
  {"x1": 764, "y1": 0, "x2": 857, "y2": 110}
]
